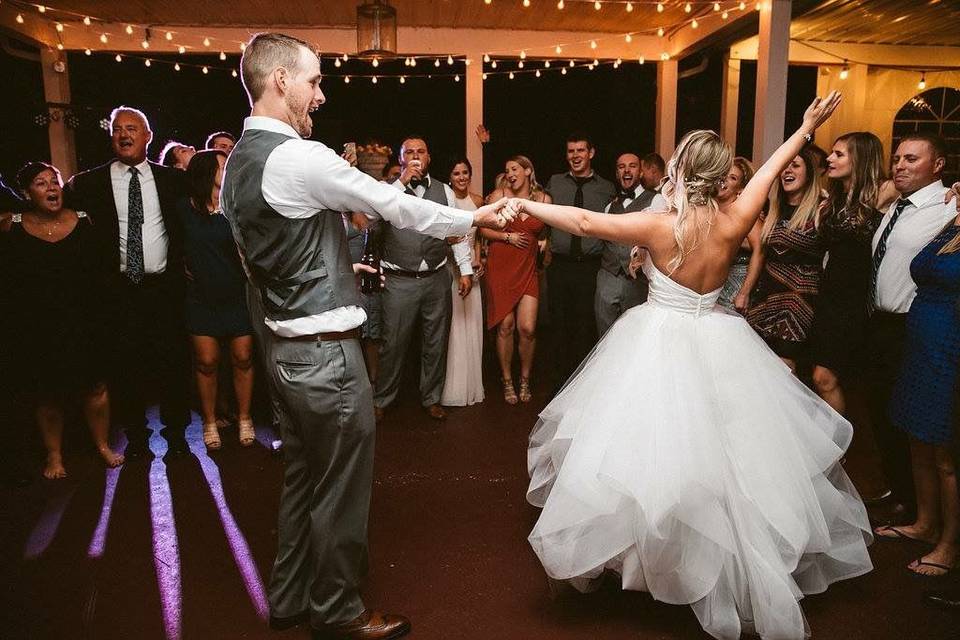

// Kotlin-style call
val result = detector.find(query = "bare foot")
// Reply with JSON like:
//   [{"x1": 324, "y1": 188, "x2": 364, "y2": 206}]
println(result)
[
  {"x1": 909, "y1": 547, "x2": 957, "y2": 577},
  {"x1": 97, "y1": 446, "x2": 125, "y2": 468},
  {"x1": 874, "y1": 523, "x2": 940, "y2": 544},
  {"x1": 43, "y1": 453, "x2": 67, "y2": 480}
]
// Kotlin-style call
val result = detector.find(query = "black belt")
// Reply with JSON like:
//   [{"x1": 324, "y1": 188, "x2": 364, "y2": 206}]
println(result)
[
  {"x1": 383, "y1": 266, "x2": 444, "y2": 279},
  {"x1": 551, "y1": 253, "x2": 601, "y2": 264},
  {"x1": 285, "y1": 328, "x2": 361, "y2": 342}
]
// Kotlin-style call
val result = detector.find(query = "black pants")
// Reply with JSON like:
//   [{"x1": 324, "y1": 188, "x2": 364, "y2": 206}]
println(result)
[
  {"x1": 865, "y1": 311, "x2": 914, "y2": 506},
  {"x1": 111, "y1": 272, "x2": 191, "y2": 446},
  {"x1": 547, "y1": 257, "x2": 600, "y2": 385}
]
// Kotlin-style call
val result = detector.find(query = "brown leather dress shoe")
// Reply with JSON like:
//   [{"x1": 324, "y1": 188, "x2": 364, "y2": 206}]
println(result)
[
  {"x1": 426, "y1": 404, "x2": 447, "y2": 420},
  {"x1": 312, "y1": 610, "x2": 411, "y2": 640}
]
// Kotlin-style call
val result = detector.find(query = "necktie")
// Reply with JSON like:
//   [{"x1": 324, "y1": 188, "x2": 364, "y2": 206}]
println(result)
[
  {"x1": 126, "y1": 167, "x2": 145, "y2": 284},
  {"x1": 570, "y1": 176, "x2": 591, "y2": 258},
  {"x1": 869, "y1": 197, "x2": 909, "y2": 309}
]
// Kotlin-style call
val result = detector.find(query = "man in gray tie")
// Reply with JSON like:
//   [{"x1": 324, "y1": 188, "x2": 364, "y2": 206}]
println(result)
[
  {"x1": 373, "y1": 136, "x2": 475, "y2": 422},
  {"x1": 594, "y1": 152, "x2": 667, "y2": 336},
  {"x1": 220, "y1": 33, "x2": 509, "y2": 640}
]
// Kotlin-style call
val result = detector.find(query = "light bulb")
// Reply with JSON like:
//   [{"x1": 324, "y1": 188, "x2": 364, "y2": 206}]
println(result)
[
  {"x1": 335, "y1": 58, "x2": 342, "y2": 67},
  {"x1": 535, "y1": 69, "x2": 541, "y2": 77},
  {"x1": 231, "y1": 69, "x2": 238, "y2": 78},
  {"x1": 482, "y1": 73, "x2": 488, "y2": 80},
  {"x1": 144, "y1": 59, "x2": 151, "y2": 67},
  {"x1": 638, "y1": 55, "x2": 645, "y2": 64},
  {"x1": 561, "y1": 67, "x2": 567, "y2": 75},
  {"x1": 454, "y1": 74, "x2": 460, "y2": 82},
  {"x1": 625, "y1": 33, "x2": 632, "y2": 43},
  {"x1": 491, "y1": 60, "x2": 498, "y2": 68},
  {"x1": 178, "y1": 45, "x2": 186, "y2": 54},
  {"x1": 685, "y1": 2, "x2": 692, "y2": 12},
  {"x1": 203, "y1": 37, "x2": 211, "y2": 47},
  {"x1": 38, "y1": 5, "x2": 46, "y2": 13},
  {"x1": 657, "y1": 27, "x2": 665, "y2": 37},
  {"x1": 714, "y1": 1, "x2": 721, "y2": 10},
  {"x1": 400, "y1": 76, "x2": 406, "y2": 84},
  {"x1": 509, "y1": 71, "x2": 515, "y2": 79},
  {"x1": 202, "y1": 66, "x2": 209, "y2": 74},
  {"x1": 219, "y1": 51, "x2": 226, "y2": 61},
  {"x1": 434, "y1": 58, "x2": 441, "y2": 67},
  {"x1": 115, "y1": 54, "x2": 122, "y2": 62},
  {"x1": 657, "y1": 2, "x2": 664, "y2": 12},
  {"x1": 141, "y1": 39, "x2": 150, "y2": 49},
  {"x1": 55, "y1": 23, "x2": 63, "y2": 32},
  {"x1": 125, "y1": 24, "x2": 133, "y2": 35},
  {"x1": 520, "y1": 50, "x2": 527, "y2": 59},
  {"x1": 83, "y1": 16, "x2": 91, "y2": 26},
  {"x1": 594, "y1": 1, "x2": 602, "y2": 9},
  {"x1": 16, "y1": 14, "x2": 24, "y2": 24},
  {"x1": 344, "y1": 76, "x2": 351, "y2": 83},
  {"x1": 544, "y1": 60, "x2": 551, "y2": 68},
  {"x1": 484, "y1": 53, "x2": 491, "y2": 62},
  {"x1": 84, "y1": 48, "x2": 92, "y2": 56},
  {"x1": 372, "y1": 58, "x2": 379, "y2": 67},
  {"x1": 692, "y1": 18, "x2": 699, "y2": 28},
  {"x1": 100, "y1": 34, "x2": 108, "y2": 44},
  {"x1": 174, "y1": 63, "x2": 181, "y2": 71},
  {"x1": 839, "y1": 67, "x2": 848, "y2": 80},
  {"x1": 722, "y1": 10, "x2": 729, "y2": 19},
  {"x1": 557, "y1": 0, "x2": 564, "y2": 8},
  {"x1": 165, "y1": 31, "x2": 173, "y2": 41},
  {"x1": 590, "y1": 40, "x2": 597, "y2": 49},
  {"x1": 626, "y1": 2, "x2": 633, "y2": 12},
  {"x1": 447, "y1": 55, "x2": 454, "y2": 65},
  {"x1": 518, "y1": 60, "x2": 524, "y2": 68},
  {"x1": 372, "y1": 76, "x2": 378, "y2": 84}
]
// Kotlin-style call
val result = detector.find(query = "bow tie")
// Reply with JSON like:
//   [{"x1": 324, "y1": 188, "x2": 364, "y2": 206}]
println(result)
[
  {"x1": 618, "y1": 188, "x2": 638, "y2": 201},
  {"x1": 410, "y1": 176, "x2": 429, "y2": 190}
]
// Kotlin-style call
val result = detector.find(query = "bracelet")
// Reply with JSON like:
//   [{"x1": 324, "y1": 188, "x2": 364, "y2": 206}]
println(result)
[{"x1": 801, "y1": 132, "x2": 813, "y2": 145}]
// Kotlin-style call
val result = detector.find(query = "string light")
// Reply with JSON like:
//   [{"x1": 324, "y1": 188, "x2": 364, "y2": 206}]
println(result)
[
  {"x1": 55, "y1": 22, "x2": 63, "y2": 32},
  {"x1": 343, "y1": 53, "x2": 349, "y2": 61},
  {"x1": 714, "y1": 1, "x2": 721, "y2": 10},
  {"x1": 739, "y1": 1, "x2": 746, "y2": 8},
  {"x1": 590, "y1": 40, "x2": 597, "y2": 49},
  {"x1": 454, "y1": 74, "x2": 460, "y2": 81},
  {"x1": 544, "y1": 60, "x2": 551, "y2": 68},
  {"x1": 535, "y1": 69, "x2": 541, "y2": 77},
  {"x1": 557, "y1": 0, "x2": 564, "y2": 7},
  {"x1": 657, "y1": 27, "x2": 665, "y2": 37},
  {"x1": 83, "y1": 16, "x2": 91, "y2": 26},
  {"x1": 231, "y1": 69, "x2": 238, "y2": 78},
  {"x1": 335, "y1": 58, "x2": 342, "y2": 67},
  {"x1": 202, "y1": 66, "x2": 209, "y2": 74},
  {"x1": 918, "y1": 72, "x2": 926, "y2": 90},
  {"x1": 508, "y1": 71, "x2": 515, "y2": 79},
  {"x1": 594, "y1": 1, "x2": 601, "y2": 9},
  {"x1": 484, "y1": 0, "x2": 492, "y2": 4},
  {"x1": 141, "y1": 39, "x2": 149, "y2": 49},
  {"x1": 447, "y1": 54, "x2": 454, "y2": 65},
  {"x1": 722, "y1": 10, "x2": 729, "y2": 18},
  {"x1": 839, "y1": 60, "x2": 849, "y2": 80},
  {"x1": 56, "y1": 43, "x2": 63, "y2": 50},
  {"x1": 165, "y1": 31, "x2": 173, "y2": 41},
  {"x1": 657, "y1": 2, "x2": 664, "y2": 12},
  {"x1": 626, "y1": 2, "x2": 633, "y2": 11},
  {"x1": 203, "y1": 37, "x2": 211, "y2": 47},
  {"x1": 569, "y1": 59, "x2": 575, "y2": 67},
  {"x1": 593, "y1": 58, "x2": 599, "y2": 65},
  {"x1": 523, "y1": 0, "x2": 530, "y2": 6},
  {"x1": 491, "y1": 60, "x2": 498, "y2": 68},
  {"x1": 178, "y1": 45, "x2": 186, "y2": 54},
  {"x1": 561, "y1": 67, "x2": 567, "y2": 75},
  {"x1": 692, "y1": 18, "x2": 699, "y2": 28},
  {"x1": 219, "y1": 51, "x2": 227, "y2": 61},
  {"x1": 410, "y1": 57, "x2": 416, "y2": 66},
  {"x1": 115, "y1": 54, "x2": 122, "y2": 62},
  {"x1": 400, "y1": 75, "x2": 406, "y2": 84},
  {"x1": 240, "y1": 42, "x2": 246, "y2": 51},
  {"x1": 144, "y1": 59, "x2": 151, "y2": 67},
  {"x1": 174, "y1": 62, "x2": 181, "y2": 71},
  {"x1": 518, "y1": 60, "x2": 525, "y2": 68},
  {"x1": 625, "y1": 33, "x2": 632, "y2": 43},
  {"x1": 484, "y1": 53, "x2": 491, "y2": 62},
  {"x1": 84, "y1": 48, "x2": 91, "y2": 55},
  {"x1": 38, "y1": 5, "x2": 46, "y2": 13},
  {"x1": 344, "y1": 76, "x2": 351, "y2": 83},
  {"x1": 638, "y1": 55, "x2": 645, "y2": 64},
  {"x1": 372, "y1": 76, "x2": 378, "y2": 84},
  {"x1": 555, "y1": 44, "x2": 562, "y2": 54},
  {"x1": 372, "y1": 57, "x2": 379, "y2": 67},
  {"x1": 15, "y1": 14, "x2": 24, "y2": 24},
  {"x1": 125, "y1": 24, "x2": 133, "y2": 35},
  {"x1": 520, "y1": 50, "x2": 527, "y2": 59},
  {"x1": 434, "y1": 58, "x2": 441, "y2": 67},
  {"x1": 482, "y1": 72, "x2": 488, "y2": 80},
  {"x1": 99, "y1": 33, "x2": 108, "y2": 44},
  {"x1": 685, "y1": 2, "x2": 692, "y2": 12}
]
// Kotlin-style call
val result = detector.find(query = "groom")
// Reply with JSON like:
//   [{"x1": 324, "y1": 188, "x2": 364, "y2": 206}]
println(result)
[{"x1": 221, "y1": 33, "x2": 510, "y2": 640}]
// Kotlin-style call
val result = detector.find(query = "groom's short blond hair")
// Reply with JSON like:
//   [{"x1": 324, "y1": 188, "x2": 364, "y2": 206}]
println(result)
[{"x1": 240, "y1": 32, "x2": 314, "y2": 105}]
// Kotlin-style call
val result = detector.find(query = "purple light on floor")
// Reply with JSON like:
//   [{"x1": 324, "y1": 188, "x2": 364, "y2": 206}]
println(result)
[
  {"x1": 187, "y1": 421, "x2": 269, "y2": 620},
  {"x1": 88, "y1": 432, "x2": 127, "y2": 558},
  {"x1": 24, "y1": 484, "x2": 78, "y2": 559},
  {"x1": 147, "y1": 416, "x2": 182, "y2": 640}
]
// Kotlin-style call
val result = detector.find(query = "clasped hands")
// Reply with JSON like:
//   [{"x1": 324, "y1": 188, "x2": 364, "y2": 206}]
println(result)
[{"x1": 472, "y1": 196, "x2": 527, "y2": 230}]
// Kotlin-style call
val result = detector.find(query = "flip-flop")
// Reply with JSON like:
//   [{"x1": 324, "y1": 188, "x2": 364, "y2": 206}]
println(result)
[
  {"x1": 909, "y1": 557, "x2": 954, "y2": 578},
  {"x1": 874, "y1": 525, "x2": 936, "y2": 543}
]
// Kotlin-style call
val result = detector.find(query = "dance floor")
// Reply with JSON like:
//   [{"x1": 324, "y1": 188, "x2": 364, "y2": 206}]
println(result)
[{"x1": 1, "y1": 374, "x2": 958, "y2": 640}]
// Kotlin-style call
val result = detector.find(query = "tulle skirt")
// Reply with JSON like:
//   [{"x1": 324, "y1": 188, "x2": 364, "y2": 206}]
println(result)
[{"x1": 527, "y1": 301, "x2": 873, "y2": 640}]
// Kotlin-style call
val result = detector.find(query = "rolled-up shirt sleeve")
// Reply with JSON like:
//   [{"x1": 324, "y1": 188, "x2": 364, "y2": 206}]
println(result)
[{"x1": 262, "y1": 139, "x2": 473, "y2": 239}]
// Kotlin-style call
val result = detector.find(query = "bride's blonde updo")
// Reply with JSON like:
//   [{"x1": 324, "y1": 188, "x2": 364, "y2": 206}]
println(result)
[{"x1": 660, "y1": 129, "x2": 733, "y2": 273}]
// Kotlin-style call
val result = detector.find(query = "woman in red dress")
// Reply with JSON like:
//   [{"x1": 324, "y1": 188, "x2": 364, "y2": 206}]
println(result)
[{"x1": 481, "y1": 155, "x2": 551, "y2": 404}]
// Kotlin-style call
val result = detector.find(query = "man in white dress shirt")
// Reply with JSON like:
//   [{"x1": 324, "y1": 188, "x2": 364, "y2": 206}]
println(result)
[
  {"x1": 374, "y1": 136, "x2": 474, "y2": 422},
  {"x1": 220, "y1": 33, "x2": 509, "y2": 640},
  {"x1": 867, "y1": 133, "x2": 956, "y2": 522}
]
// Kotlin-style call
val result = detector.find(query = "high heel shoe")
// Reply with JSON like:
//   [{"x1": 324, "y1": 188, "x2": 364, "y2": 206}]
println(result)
[
  {"x1": 519, "y1": 378, "x2": 532, "y2": 403},
  {"x1": 238, "y1": 418, "x2": 256, "y2": 447},
  {"x1": 203, "y1": 422, "x2": 222, "y2": 450},
  {"x1": 502, "y1": 378, "x2": 518, "y2": 405}
]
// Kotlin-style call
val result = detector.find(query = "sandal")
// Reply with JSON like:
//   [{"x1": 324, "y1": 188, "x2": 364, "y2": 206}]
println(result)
[
  {"x1": 502, "y1": 378, "x2": 518, "y2": 405},
  {"x1": 874, "y1": 525, "x2": 938, "y2": 544},
  {"x1": 202, "y1": 422, "x2": 222, "y2": 450},
  {"x1": 909, "y1": 556, "x2": 954, "y2": 578},
  {"x1": 238, "y1": 418, "x2": 256, "y2": 447},
  {"x1": 519, "y1": 378, "x2": 532, "y2": 403}
]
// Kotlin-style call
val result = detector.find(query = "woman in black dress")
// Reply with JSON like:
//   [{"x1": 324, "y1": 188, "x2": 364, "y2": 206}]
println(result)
[
  {"x1": 1, "y1": 162, "x2": 122, "y2": 478},
  {"x1": 180, "y1": 150, "x2": 255, "y2": 450},
  {"x1": 808, "y1": 132, "x2": 887, "y2": 415},
  {"x1": 747, "y1": 147, "x2": 825, "y2": 373}
]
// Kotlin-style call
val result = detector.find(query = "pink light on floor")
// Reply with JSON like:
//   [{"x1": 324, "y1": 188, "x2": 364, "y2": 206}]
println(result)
[
  {"x1": 148, "y1": 423, "x2": 182, "y2": 640},
  {"x1": 88, "y1": 432, "x2": 127, "y2": 558},
  {"x1": 24, "y1": 484, "x2": 78, "y2": 559},
  {"x1": 187, "y1": 422, "x2": 270, "y2": 620}
]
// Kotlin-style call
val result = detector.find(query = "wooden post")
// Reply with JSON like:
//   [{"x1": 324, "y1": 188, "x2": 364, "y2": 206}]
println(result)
[
  {"x1": 751, "y1": 0, "x2": 792, "y2": 164},
  {"x1": 40, "y1": 48, "x2": 78, "y2": 179}
]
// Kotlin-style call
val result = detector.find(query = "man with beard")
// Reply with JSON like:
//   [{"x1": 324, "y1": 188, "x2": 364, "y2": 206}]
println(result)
[
  {"x1": 65, "y1": 106, "x2": 191, "y2": 459},
  {"x1": 220, "y1": 33, "x2": 510, "y2": 640},
  {"x1": 544, "y1": 133, "x2": 615, "y2": 385},
  {"x1": 594, "y1": 152, "x2": 667, "y2": 336}
]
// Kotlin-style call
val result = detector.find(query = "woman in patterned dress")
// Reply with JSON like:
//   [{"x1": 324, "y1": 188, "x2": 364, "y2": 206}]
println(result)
[{"x1": 746, "y1": 147, "x2": 825, "y2": 373}]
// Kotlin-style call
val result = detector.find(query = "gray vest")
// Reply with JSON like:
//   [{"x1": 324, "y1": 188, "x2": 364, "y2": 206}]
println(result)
[
  {"x1": 220, "y1": 128, "x2": 359, "y2": 322},
  {"x1": 600, "y1": 188, "x2": 657, "y2": 276},
  {"x1": 381, "y1": 177, "x2": 449, "y2": 271}
]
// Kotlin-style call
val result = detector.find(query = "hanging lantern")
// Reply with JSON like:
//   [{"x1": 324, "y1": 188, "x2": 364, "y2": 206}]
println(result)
[{"x1": 357, "y1": 0, "x2": 397, "y2": 57}]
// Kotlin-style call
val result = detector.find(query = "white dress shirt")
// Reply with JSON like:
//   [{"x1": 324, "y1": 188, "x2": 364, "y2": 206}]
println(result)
[
  {"x1": 381, "y1": 177, "x2": 474, "y2": 275},
  {"x1": 245, "y1": 116, "x2": 474, "y2": 336},
  {"x1": 872, "y1": 179, "x2": 955, "y2": 313},
  {"x1": 602, "y1": 187, "x2": 667, "y2": 214},
  {"x1": 110, "y1": 159, "x2": 168, "y2": 273}
]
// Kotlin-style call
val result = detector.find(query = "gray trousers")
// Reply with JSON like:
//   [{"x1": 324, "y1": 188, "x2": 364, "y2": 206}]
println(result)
[
  {"x1": 374, "y1": 269, "x2": 452, "y2": 408},
  {"x1": 264, "y1": 333, "x2": 374, "y2": 626},
  {"x1": 594, "y1": 268, "x2": 648, "y2": 336}
]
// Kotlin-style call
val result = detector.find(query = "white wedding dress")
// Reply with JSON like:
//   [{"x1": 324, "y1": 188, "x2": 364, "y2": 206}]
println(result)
[{"x1": 527, "y1": 258, "x2": 873, "y2": 640}]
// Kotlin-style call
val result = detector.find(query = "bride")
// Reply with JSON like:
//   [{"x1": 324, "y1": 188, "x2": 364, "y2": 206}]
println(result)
[{"x1": 510, "y1": 91, "x2": 872, "y2": 640}]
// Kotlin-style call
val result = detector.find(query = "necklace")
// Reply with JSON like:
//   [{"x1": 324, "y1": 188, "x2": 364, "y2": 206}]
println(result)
[{"x1": 31, "y1": 214, "x2": 60, "y2": 236}]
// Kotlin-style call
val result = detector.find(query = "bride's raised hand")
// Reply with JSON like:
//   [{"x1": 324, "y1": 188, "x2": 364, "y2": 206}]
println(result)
[{"x1": 801, "y1": 90, "x2": 842, "y2": 133}]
